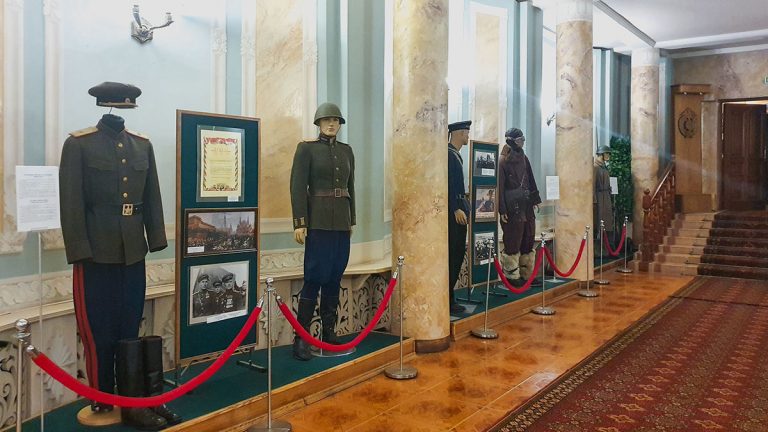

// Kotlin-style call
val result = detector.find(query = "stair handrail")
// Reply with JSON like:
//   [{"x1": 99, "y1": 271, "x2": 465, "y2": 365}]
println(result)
[{"x1": 640, "y1": 160, "x2": 676, "y2": 271}]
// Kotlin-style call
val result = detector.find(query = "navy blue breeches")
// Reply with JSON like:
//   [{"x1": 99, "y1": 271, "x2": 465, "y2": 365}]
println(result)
[
  {"x1": 72, "y1": 261, "x2": 146, "y2": 393},
  {"x1": 301, "y1": 229, "x2": 351, "y2": 300}
]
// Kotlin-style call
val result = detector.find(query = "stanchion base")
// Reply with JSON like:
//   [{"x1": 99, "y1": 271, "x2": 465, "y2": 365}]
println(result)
[
  {"x1": 384, "y1": 365, "x2": 418, "y2": 380},
  {"x1": 594, "y1": 279, "x2": 611, "y2": 285},
  {"x1": 247, "y1": 419, "x2": 292, "y2": 432},
  {"x1": 531, "y1": 306, "x2": 556, "y2": 315},
  {"x1": 616, "y1": 267, "x2": 634, "y2": 274},
  {"x1": 547, "y1": 277, "x2": 564, "y2": 283},
  {"x1": 311, "y1": 346, "x2": 356, "y2": 357},
  {"x1": 236, "y1": 359, "x2": 268, "y2": 372},
  {"x1": 77, "y1": 406, "x2": 122, "y2": 426},
  {"x1": 471, "y1": 328, "x2": 498, "y2": 339},
  {"x1": 578, "y1": 289, "x2": 599, "y2": 298}
]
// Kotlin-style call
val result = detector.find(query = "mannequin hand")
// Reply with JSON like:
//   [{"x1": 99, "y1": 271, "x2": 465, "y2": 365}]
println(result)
[
  {"x1": 500, "y1": 214, "x2": 508, "y2": 224},
  {"x1": 454, "y1": 210, "x2": 468, "y2": 225},
  {"x1": 534, "y1": 205, "x2": 540, "y2": 214},
  {"x1": 294, "y1": 228, "x2": 307, "y2": 245},
  {"x1": 350, "y1": 226, "x2": 355, "y2": 237}
]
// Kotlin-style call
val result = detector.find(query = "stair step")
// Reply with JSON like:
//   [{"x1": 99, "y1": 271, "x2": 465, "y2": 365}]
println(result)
[
  {"x1": 707, "y1": 237, "x2": 768, "y2": 249},
  {"x1": 668, "y1": 228, "x2": 710, "y2": 238},
  {"x1": 714, "y1": 211, "x2": 768, "y2": 223},
  {"x1": 655, "y1": 253, "x2": 701, "y2": 265},
  {"x1": 661, "y1": 245, "x2": 705, "y2": 255},
  {"x1": 651, "y1": 262, "x2": 699, "y2": 276},
  {"x1": 700, "y1": 254, "x2": 768, "y2": 269},
  {"x1": 672, "y1": 220, "x2": 714, "y2": 230},
  {"x1": 664, "y1": 236, "x2": 708, "y2": 247},
  {"x1": 697, "y1": 263, "x2": 768, "y2": 280},
  {"x1": 675, "y1": 213, "x2": 718, "y2": 223},
  {"x1": 712, "y1": 220, "x2": 768, "y2": 230},
  {"x1": 709, "y1": 228, "x2": 768, "y2": 239},
  {"x1": 702, "y1": 245, "x2": 768, "y2": 259}
]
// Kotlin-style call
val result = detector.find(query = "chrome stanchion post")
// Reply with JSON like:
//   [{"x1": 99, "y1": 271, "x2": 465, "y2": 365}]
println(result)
[
  {"x1": 617, "y1": 216, "x2": 634, "y2": 273},
  {"x1": 385, "y1": 256, "x2": 418, "y2": 379},
  {"x1": 547, "y1": 228, "x2": 563, "y2": 283},
  {"x1": 594, "y1": 220, "x2": 610, "y2": 285},
  {"x1": 578, "y1": 226, "x2": 599, "y2": 297},
  {"x1": 471, "y1": 246, "x2": 498, "y2": 339},
  {"x1": 248, "y1": 278, "x2": 291, "y2": 432},
  {"x1": 14, "y1": 319, "x2": 31, "y2": 432},
  {"x1": 532, "y1": 233, "x2": 555, "y2": 315}
]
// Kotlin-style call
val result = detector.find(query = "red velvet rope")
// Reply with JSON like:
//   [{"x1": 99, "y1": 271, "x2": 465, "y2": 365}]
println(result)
[
  {"x1": 603, "y1": 226, "x2": 627, "y2": 257},
  {"x1": 279, "y1": 276, "x2": 398, "y2": 351},
  {"x1": 542, "y1": 238, "x2": 587, "y2": 277},
  {"x1": 30, "y1": 305, "x2": 263, "y2": 408},
  {"x1": 493, "y1": 248, "x2": 544, "y2": 294}
]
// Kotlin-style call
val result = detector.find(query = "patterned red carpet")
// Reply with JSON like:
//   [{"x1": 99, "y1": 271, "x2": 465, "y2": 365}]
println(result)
[
  {"x1": 492, "y1": 276, "x2": 768, "y2": 432},
  {"x1": 698, "y1": 211, "x2": 768, "y2": 280}
]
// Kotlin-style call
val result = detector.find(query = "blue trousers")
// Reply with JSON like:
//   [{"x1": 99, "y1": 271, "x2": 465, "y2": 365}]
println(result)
[
  {"x1": 72, "y1": 261, "x2": 146, "y2": 393},
  {"x1": 301, "y1": 230, "x2": 351, "y2": 300}
]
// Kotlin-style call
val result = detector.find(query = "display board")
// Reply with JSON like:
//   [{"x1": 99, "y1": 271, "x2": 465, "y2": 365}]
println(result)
[
  {"x1": 175, "y1": 110, "x2": 260, "y2": 364},
  {"x1": 468, "y1": 140, "x2": 500, "y2": 286}
]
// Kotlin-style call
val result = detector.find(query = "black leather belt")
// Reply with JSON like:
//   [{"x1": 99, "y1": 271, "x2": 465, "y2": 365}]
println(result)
[
  {"x1": 310, "y1": 188, "x2": 350, "y2": 198},
  {"x1": 91, "y1": 203, "x2": 144, "y2": 216}
]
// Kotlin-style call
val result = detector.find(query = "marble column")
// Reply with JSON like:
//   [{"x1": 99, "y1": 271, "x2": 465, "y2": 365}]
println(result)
[
  {"x1": 555, "y1": 0, "x2": 593, "y2": 281},
  {"x1": 630, "y1": 48, "x2": 660, "y2": 241},
  {"x1": 0, "y1": 0, "x2": 4, "y2": 231},
  {"x1": 391, "y1": 0, "x2": 450, "y2": 353}
]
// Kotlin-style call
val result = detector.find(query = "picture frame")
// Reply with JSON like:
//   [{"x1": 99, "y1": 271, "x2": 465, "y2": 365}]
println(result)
[
  {"x1": 472, "y1": 231, "x2": 496, "y2": 265},
  {"x1": 184, "y1": 208, "x2": 258, "y2": 257},
  {"x1": 473, "y1": 149, "x2": 497, "y2": 177},
  {"x1": 196, "y1": 125, "x2": 245, "y2": 203},
  {"x1": 473, "y1": 185, "x2": 497, "y2": 223},
  {"x1": 188, "y1": 261, "x2": 250, "y2": 326}
]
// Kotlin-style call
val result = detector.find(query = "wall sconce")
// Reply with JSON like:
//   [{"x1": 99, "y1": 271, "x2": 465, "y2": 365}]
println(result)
[{"x1": 131, "y1": 4, "x2": 174, "y2": 44}]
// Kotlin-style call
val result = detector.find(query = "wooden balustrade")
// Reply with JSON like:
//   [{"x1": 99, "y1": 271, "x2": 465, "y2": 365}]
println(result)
[{"x1": 640, "y1": 161, "x2": 676, "y2": 271}]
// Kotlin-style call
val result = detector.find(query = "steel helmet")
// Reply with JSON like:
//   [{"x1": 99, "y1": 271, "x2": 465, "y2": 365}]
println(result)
[
  {"x1": 313, "y1": 103, "x2": 346, "y2": 126},
  {"x1": 596, "y1": 145, "x2": 613, "y2": 155}
]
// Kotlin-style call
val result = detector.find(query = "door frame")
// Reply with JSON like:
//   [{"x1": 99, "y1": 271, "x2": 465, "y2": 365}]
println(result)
[{"x1": 718, "y1": 97, "x2": 768, "y2": 210}]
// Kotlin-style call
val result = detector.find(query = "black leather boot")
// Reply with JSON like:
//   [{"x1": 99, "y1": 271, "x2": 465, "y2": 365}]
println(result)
[
  {"x1": 142, "y1": 336, "x2": 182, "y2": 426},
  {"x1": 320, "y1": 295, "x2": 341, "y2": 344},
  {"x1": 116, "y1": 338, "x2": 167, "y2": 431},
  {"x1": 292, "y1": 298, "x2": 316, "y2": 361}
]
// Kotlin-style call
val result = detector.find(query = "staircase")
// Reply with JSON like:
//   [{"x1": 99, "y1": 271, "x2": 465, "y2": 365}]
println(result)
[{"x1": 649, "y1": 211, "x2": 768, "y2": 280}]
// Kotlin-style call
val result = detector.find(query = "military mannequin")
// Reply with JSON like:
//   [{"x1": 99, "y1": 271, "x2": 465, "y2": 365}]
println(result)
[
  {"x1": 290, "y1": 102, "x2": 356, "y2": 361},
  {"x1": 498, "y1": 128, "x2": 542, "y2": 287},
  {"x1": 594, "y1": 145, "x2": 614, "y2": 249},
  {"x1": 448, "y1": 120, "x2": 472, "y2": 314},
  {"x1": 59, "y1": 82, "x2": 180, "y2": 430}
]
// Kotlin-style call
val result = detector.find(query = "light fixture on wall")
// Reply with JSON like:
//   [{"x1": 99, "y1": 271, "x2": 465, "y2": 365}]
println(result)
[
  {"x1": 545, "y1": 113, "x2": 556, "y2": 126},
  {"x1": 131, "y1": 4, "x2": 174, "y2": 44}
]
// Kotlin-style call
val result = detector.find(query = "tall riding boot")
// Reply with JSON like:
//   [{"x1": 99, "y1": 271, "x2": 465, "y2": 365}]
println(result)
[
  {"x1": 292, "y1": 298, "x2": 316, "y2": 361},
  {"x1": 116, "y1": 339, "x2": 167, "y2": 431},
  {"x1": 142, "y1": 336, "x2": 182, "y2": 426},
  {"x1": 319, "y1": 295, "x2": 341, "y2": 344},
  {"x1": 520, "y1": 250, "x2": 541, "y2": 286},
  {"x1": 500, "y1": 252, "x2": 523, "y2": 287}
]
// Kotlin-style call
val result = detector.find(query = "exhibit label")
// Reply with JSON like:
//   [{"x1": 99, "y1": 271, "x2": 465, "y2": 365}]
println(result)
[{"x1": 16, "y1": 166, "x2": 61, "y2": 232}]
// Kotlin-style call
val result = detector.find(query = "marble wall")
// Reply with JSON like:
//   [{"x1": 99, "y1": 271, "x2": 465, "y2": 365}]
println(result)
[
  {"x1": 0, "y1": 0, "x2": 4, "y2": 233},
  {"x1": 471, "y1": 10, "x2": 504, "y2": 143},
  {"x1": 391, "y1": 0, "x2": 450, "y2": 346}
]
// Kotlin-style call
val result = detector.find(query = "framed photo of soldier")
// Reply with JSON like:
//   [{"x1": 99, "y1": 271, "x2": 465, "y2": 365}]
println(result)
[
  {"x1": 472, "y1": 231, "x2": 496, "y2": 265},
  {"x1": 188, "y1": 261, "x2": 249, "y2": 325},
  {"x1": 184, "y1": 208, "x2": 257, "y2": 257},
  {"x1": 473, "y1": 150, "x2": 496, "y2": 177},
  {"x1": 473, "y1": 186, "x2": 497, "y2": 223}
]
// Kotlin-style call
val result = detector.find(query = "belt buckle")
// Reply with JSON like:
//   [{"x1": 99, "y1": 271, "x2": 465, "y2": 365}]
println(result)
[
  {"x1": 334, "y1": 188, "x2": 342, "y2": 198},
  {"x1": 122, "y1": 204, "x2": 133, "y2": 216}
]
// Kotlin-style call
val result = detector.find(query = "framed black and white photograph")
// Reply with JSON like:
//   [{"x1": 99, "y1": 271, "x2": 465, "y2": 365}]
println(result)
[
  {"x1": 474, "y1": 186, "x2": 497, "y2": 222},
  {"x1": 184, "y1": 209, "x2": 257, "y2": 257},
  {"x1": 189, "y1": 261, "x2": 249, "y2": 325},
  {"x1": 473, "y1": 231, "x2": 496, "y2": 265},
  {"x1": 473, "y1": 150, "x2": 496, "y2": 177}
]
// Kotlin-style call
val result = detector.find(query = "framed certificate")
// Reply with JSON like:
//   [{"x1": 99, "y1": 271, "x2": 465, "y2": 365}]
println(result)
[{"x1": 197, "y1": 125, "x2": 245, "y2": 202}]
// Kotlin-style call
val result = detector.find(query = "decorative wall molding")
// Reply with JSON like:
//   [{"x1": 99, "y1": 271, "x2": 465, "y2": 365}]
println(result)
[
  {"x1": 0, "y1": 341, "x2": 18, "y2": 428},
  {"x1": 259, "y1": 237, "x2": 392, "y2": 277},
  {"x1": 41, "y1": 229, "x2": 64, "y2": 250},
  {"x1": 2, "y1": 0, "x2": 27, "y2": 254},
  {"x1": 43, "y1": 0, "x2": 61, "y2": 166},
  {"x1": 240, "y1": 1, "x2": 257, "y2": 117},
  {"x1": 210, "y1": 7, "x2": 227, "y2": 114},
  {"x1": 260, "y1": 218, "x2": 293, "y2": 234}
]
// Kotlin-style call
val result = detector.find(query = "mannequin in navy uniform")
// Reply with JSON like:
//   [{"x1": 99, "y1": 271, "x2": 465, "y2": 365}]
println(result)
[
  {"x1": 448, "y1": 120, "x2": 472, "y2": 314},
  {"x1": 290, "y1": 102, "x2": 356, "y2": 361},
  {"x1": 59, "y1": 82, "x2": 180, "y2": 430}
]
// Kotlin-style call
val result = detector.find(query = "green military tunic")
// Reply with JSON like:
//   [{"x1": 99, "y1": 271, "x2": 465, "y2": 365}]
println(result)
[
  {"x1": 59, "y1": 120, "x2": 167, "y2": 265},
  {"x1": 290, "y1": 135, "x2": 355, "y2": 231}
]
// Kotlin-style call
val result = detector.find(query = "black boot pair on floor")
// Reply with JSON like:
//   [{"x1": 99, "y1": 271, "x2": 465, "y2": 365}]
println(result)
[
  {"x1": 292, "y1": 296, "x2": 341, "y2": 361},
  {"x1": 117, "y1": 336, "x2": 182, "y2": 431}
]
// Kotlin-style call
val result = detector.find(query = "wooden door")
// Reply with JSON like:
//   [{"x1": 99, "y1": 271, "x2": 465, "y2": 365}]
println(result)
[{"x1": 721, "y1": 103, "x2": 767, "y2": 210}]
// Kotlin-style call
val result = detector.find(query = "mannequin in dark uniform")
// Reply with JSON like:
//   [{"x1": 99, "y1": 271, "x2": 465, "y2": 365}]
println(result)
[
  {"x1": 448, "y1": 120, "x2": 472, "y2": 314},
  {"x1": 59, "y1": 82, "x2": 180, "y2": 430},
  {"x1": 290, "y1": 102, "x2": 356, "y2": 361},
  {"x1": 594, "y1": 145, "x2": 614, "y2": 250},
  {"x1": 498, "y1": 128, "x2": 542, "y2": 287}
]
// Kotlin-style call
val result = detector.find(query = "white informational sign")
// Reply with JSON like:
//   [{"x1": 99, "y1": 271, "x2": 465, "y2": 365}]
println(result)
[
  {"x1": 610, "y1": 177, "x2": 619, "y2": 195},
  {"x1": 546, "y1": 176, "x2": 560, "y2": 201},
  {"x1": 15, "y1": 166, "x2": 61, "y2": 232}
]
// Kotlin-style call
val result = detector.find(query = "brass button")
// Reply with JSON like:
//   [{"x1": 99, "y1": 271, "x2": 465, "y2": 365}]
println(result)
[
  {"x1": 122, "y1": 192, "x2": 128, "y2": 198},
  {"x1": 117, "y1": 143, "x2": 124, "y2": 148},
  {"x1": 121, "y1": 159, "x2": 127, "y2": 164},
  {"x1": 335, "y1": 167, "x2": 339, "y2": 171},
  {"x1": 123, "y1": 177, "x2": 128, "y2": 182},
  {"x1": 336, "y1": 179, "x2": 340, "y2": 183}
]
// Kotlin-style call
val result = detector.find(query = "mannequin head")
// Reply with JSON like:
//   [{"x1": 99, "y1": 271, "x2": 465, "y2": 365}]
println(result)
[
  {"x1": 448, "y1": 120, "x2": 472, "y2": 150},
  {"x1": 596, "y1": 145, "x2": 612, "y2": 163},
  {"x1": 318, "y1": 117, "x2": 341, "y2": 137},
  {"x1": 505, "y1": 128, "x2": 525, "y2": 150}
]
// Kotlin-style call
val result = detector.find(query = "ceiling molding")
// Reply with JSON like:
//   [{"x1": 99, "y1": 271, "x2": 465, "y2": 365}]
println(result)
[
  {"x1": 668, "y1": 43, "x2": 768, "y2": 59},
  {"x1": 656, "y1": 29, "x2": 768, "y2": 50},
  {"x1": 592, "y1": 0, "x2": 655, "y2": 47}
]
